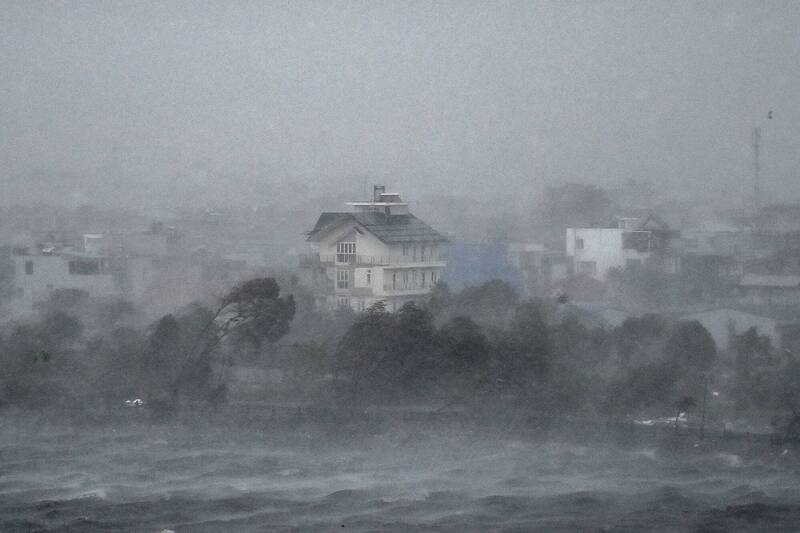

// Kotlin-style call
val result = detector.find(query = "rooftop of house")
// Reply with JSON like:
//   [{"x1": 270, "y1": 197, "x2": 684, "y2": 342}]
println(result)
[{"x1": 307, "y1": 211, "x2": 448, "y2": 244}]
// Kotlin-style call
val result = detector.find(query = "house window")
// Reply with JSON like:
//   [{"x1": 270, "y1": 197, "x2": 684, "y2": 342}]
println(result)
[
  {"x1": 578, "y1": 261, "x2": 597, "y2": 275},
  {"x1": 413, "y1": 246, "x2": 417, "y2": 261},
  {"x1": 336, "y1": 242, "x2": 356, "y2": 263},
  {"x1": 422, "y1": 272, "x2": 427, "y2": 288},
  {"x1": 403, "y1": 271, "x2": 409, "y2": 287},
  {"x1": 336, "y1": 269, "x2": 349, "y2": 289},
  {"x1": 431, "y1": 271, "x2": 438, "y2": 284},
  {"x1": 25, "y1": 260, "x2": 33, "y2": 275},
  {"x1": 366, "y1": 269, "x2": 371, "y2": 285},
  {"x1": 358, "y1": 299, "x2": 365, "y2": 312},
  {"x1": 392, "y1": 272, "x2": 397, "y2": 289},
  {"x1": 421, "y1": 245, "x2": 426, "y2": 261},
  {"x1": 576, "y1": 238, "x2": 584, "y2": 250},
  {"x1": 337, "y1": 297, "x2": 351, "y2": 309},
  {"x1": 402, "y1": 245, "x2": 408, "y2": 256}
]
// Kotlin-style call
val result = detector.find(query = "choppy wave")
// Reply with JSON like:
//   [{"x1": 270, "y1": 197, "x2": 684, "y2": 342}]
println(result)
[{"x1": 1, "y1": 420, "x2": 800, "y2": 532}]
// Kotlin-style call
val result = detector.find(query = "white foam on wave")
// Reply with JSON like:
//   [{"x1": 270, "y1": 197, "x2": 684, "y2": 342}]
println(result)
[
  {"x1": 79, "y1": 487, "x2": 108, "y2": 499},
  {"x1": 714, "y1": 453, "x2": 743, "y2": 468}
]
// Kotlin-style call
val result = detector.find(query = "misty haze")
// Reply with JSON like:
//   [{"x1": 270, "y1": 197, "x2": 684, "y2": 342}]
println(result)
[{"x1": 2, "y1": 1, "x2": 800, "y2": 532}]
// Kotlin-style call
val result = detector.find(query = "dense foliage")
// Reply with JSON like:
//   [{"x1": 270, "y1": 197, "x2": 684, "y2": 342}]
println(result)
[
  {"x1": 1, "y1": 276, "x2": 798, "y2": 429},
  {"x1": 0, "y1": 278, "x2": 295, "y2": 411}
]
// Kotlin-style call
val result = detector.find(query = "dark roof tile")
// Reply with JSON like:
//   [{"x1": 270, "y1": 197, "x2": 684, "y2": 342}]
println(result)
[{"x1": 307, "y1": 211, "x2": 448, "y2": 244}]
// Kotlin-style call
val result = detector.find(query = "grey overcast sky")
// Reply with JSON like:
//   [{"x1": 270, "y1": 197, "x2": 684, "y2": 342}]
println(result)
[{"x1": 2, "y1": 1, "x2": 799, "y2": 207}]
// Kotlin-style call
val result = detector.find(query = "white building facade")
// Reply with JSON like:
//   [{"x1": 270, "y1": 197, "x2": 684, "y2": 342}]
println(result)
[
  {"x1": 566, "y1": 215, "x2": 674, "y2": 281},
  {"x1": 304, "y1": 186, "x2": 448, "y2": 312},
  {"x1": 8, "y1": 228, "x2": 170, "y2": 315},
  {"x1": 11, "y1": 251, "x2": 117, "y2": 314}
]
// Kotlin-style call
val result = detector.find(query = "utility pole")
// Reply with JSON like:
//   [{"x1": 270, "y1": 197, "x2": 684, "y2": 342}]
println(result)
[
  {"x1": 752, "y1": 127, "x2": 761, "y2": 212},
  {"x1": 752, "y1": 111, "x2": 773, "y2": 215},
  {"x1": 700, "y1": 373, "x2": 710, "y2": 440}
]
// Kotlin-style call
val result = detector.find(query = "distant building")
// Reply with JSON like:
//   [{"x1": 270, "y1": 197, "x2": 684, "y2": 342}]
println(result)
[
  {"x1": 507, "y1": 243, "x2": 571, "y2": 298},
  {"x1": 444, "y1": 241, "x2": 523, "y2": 292},
  {"x1": 7, "y1": 224, "x2": 180, "y2": 315},
  {"x1": 753, "y1": 204, "x2": 800, "y2": 235},
  {"x1": 739, "y1": 274, "x2": 800, "y2": 306},
  {"x1": 11, "y1": 248, "x2": 118, "y2": 313},
  {"x1": 566, "y1": 214, "x2": 675, "y2": 281},
  {"x1": 303, "y1": 185, "x2": 448, "y2": 312},
  {"x1": 80, "y1": 223, "x2": 183, "y2": 258}
]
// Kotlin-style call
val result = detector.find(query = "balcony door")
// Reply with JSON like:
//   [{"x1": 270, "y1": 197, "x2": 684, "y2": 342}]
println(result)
[{"x1": 336, "y1": 241, "x2": 356, "y2": 264}]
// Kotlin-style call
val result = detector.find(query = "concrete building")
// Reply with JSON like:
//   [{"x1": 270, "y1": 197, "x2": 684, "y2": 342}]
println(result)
[
  {"x1": 7, "y1": 225, "x2": 175, "y2": 315},
  {"x1": 303, "y1": 185, "x2": 448, "y2": 312},
  {"x1": 738, "y1": 274, "x2": 800, "y2": 306},
  {"x1": 566, "y1": 215, "x2": 674, "y2": 281},
  {"x1": 11, "y1": 248, "x2": 118, "y2": 314}
]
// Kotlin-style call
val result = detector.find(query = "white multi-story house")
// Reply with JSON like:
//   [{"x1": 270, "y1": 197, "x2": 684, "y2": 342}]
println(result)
[
  {"x1": 9, "y1": 246, "x2": 157, "y2": 315},
  {"x1": 565, "y1": 215, "x2": 675, "y2": 281},
  {"x1": 7, "y1": 226, "x2": 176, "y2": 315},
  {"x1": 303, "y1": 186, "x2": 448, "y2": 311}
]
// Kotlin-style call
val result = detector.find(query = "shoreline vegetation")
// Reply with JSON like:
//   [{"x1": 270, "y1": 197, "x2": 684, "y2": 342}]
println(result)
[{"x1": 3, "y1": 277, "x2": 800, "y2": 451}]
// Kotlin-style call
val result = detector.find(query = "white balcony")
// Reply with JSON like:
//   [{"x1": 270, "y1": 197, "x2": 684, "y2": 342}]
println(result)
[{"x1": 382, "y1": 284, "x2": 432, "y2": 295}]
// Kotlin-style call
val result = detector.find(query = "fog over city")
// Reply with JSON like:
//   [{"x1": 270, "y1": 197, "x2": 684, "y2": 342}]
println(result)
[
  {"x1": 3, "y1": 2, "x2": 800, "y2": 532},
  {"x1": 3, "y1": 1, "x2": 800, "y2": 207}
]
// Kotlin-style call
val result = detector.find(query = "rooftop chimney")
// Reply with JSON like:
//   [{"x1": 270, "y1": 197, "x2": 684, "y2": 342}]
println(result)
[{"x1": 373, "y1": 184, "x2": 386, "y2": 202}]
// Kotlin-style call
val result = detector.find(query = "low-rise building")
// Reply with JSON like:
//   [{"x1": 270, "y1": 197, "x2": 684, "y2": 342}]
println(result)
[
  {"x1": 738, "y1": 274, "x2": 800, "y2": 306},
  {"x1": 7, "y1": 225, "x2": 177, "y2": 315},
  {"x1": 11, "y1": 248, "x2": 118, "y2": 313},
  {"x1": 566, "y1": 214, "x2": 675, "y2": 280},
  {"x1": 303, "y1": 185, "x2": 448, "y2": 312}
]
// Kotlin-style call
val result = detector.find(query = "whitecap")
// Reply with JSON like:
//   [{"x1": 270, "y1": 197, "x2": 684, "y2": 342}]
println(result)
[{"x1": 714, "y1": 453, "x2": 743, "y2": 468}]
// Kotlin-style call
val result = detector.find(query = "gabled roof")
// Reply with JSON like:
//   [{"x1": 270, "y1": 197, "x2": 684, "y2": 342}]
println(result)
[
  {"x1": 307, "y1": 212, "x2": 448, "y2": 244},
  {"x1": 308, "y1": 212, "x2": 343, "y2": 234}
]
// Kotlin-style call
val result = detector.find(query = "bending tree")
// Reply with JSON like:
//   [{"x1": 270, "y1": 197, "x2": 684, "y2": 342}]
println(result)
[{"x1": 172, "y1": 278, "x2": 295, "y2": 404}]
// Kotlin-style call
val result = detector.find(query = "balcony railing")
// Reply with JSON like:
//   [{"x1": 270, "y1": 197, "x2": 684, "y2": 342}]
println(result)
[{"x1": 382, "y1": 284, "x2": 432, "y2": 293}]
